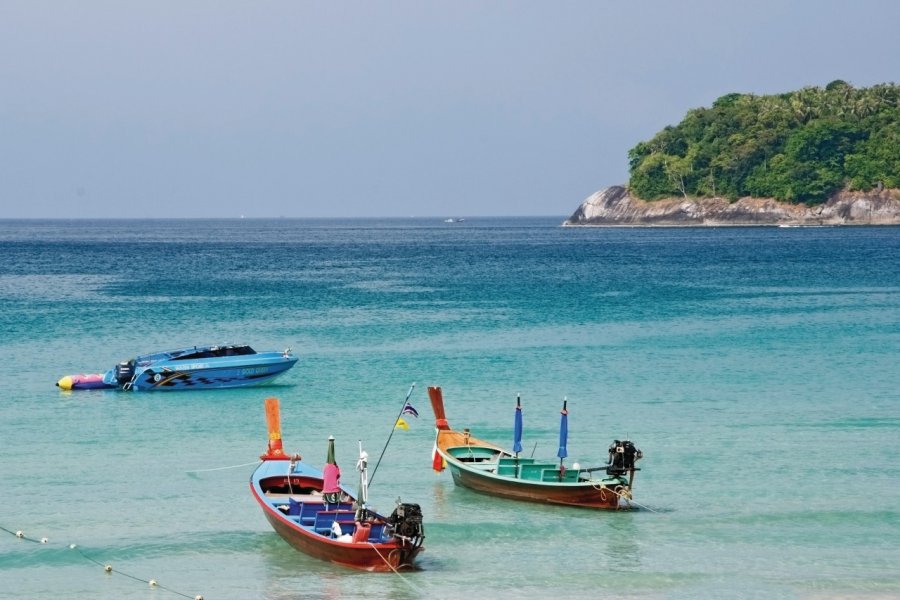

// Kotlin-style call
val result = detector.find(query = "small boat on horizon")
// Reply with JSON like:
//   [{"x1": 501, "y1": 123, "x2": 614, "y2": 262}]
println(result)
[
  {"x1": 250, "y1": 397, "x2": 425, "y2": 572},
  {"x1": 429, "y1": 386, "x2": 643, "y2": 509},
  {"x1": 56, "y1": 343, "x2": 298, "y2": 391}
]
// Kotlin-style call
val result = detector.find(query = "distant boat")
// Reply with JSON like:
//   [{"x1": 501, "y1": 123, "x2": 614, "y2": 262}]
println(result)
[
  {"x1": 444, "y1": 218, "x2": 466, "y2": 223},
  {"x1": 57, "y1": 344, "x2": 298, "y2": 391},
  {"x1": 250, "y1": 398, "x2": 425, "y2": 571},
  {"x1": 429, "y1": 386, "x2": 642, "y2": 509}
]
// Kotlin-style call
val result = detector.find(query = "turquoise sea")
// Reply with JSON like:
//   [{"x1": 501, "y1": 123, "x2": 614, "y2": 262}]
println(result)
[{"x1": 1, "y1": 218, "x2": 898, "y2": 600}]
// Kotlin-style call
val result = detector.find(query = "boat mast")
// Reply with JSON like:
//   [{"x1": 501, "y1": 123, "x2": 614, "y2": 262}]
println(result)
[{"x1": 356, "y1": 441, "x2": 370, "y2": 521}]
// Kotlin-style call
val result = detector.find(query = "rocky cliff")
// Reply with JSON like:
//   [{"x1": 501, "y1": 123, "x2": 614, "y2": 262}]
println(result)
[{"x1": 563, "y1": 186, "x2": 900, "y2": 226}]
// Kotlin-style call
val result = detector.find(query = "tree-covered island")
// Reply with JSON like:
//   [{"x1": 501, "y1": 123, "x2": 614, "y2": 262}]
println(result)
[{"x1": 565, "y1": 81, "x2": 900, "y2": 226}]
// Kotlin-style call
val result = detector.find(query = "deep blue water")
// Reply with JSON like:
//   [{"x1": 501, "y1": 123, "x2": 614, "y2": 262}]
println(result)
[{"x1": 1, "y1": 218, "x2": 898, "y2": 599}]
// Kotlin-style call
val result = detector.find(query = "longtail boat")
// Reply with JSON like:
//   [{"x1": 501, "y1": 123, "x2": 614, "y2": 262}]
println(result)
[
  {"x1": 250, "y1": 398, "x2": 425, "y2": 571},
  {"x1": 429, "y1": 386, "x2": 642, "y2": 509}
]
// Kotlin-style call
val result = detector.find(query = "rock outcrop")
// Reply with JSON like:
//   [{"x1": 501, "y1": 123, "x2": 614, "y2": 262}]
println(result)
[{"x1": 563, "y1": 186, "x2": 900, "y2": 226}]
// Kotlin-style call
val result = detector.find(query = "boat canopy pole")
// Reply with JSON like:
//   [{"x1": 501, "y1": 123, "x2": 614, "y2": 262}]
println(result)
[
  {"x1": 557, "y1": 398, "x2": 569, "y2": 480},
  {"x1": 356, "y1": 440, "x2": 370, "y2": 520},
  {"x1": 513, "y1": 394, "x2": 523, "y2": 478},
  {"x1": 369, "y1": 382, "x2": 416, "y2": 488}
]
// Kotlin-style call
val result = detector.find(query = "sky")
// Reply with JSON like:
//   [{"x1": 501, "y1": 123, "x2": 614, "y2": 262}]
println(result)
[{"x1": 2, "y1": 1, "x2": 899, "y2": 219}]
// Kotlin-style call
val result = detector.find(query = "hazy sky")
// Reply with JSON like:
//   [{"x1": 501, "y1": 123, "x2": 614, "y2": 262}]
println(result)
[{"x1": 2, "y1": 1, "x2": 898, "y2": 218}]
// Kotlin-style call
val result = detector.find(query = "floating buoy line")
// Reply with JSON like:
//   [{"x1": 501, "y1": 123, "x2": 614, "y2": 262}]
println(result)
[{"x1": 1, "y1": 524, "x2": 204, "y2": 599}]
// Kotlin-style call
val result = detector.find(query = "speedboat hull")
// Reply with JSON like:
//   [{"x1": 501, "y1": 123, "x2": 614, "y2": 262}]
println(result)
[
  {"x1": 123, "y1": 354, "x2": 297, "y2": 391},
  {"x1": 103, "y1": 344, "x2": 298, "y2": 391}
]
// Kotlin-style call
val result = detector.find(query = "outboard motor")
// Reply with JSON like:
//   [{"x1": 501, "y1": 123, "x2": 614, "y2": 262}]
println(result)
[
  {"x1": 389, "y1": 502, "x2": 424, "y2": 540},
  {"x1": 606, "y1": 439, "x2": 642, "y2": 477},
  {"x1": 114, "y1": 360, "x2": 135, "y2": 386}
]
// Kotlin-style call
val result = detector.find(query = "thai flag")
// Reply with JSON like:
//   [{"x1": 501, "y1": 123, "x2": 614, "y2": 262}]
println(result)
[{"x1": 402, "y1": 402, "x2": 419, "y2": 418}]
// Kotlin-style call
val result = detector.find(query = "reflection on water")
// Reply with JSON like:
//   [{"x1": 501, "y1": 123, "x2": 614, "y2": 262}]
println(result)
[
  {"x1": 430, "y1": 480, "x2": 451, "y2": 520},
  {"x1": 604, "y1": 511, "x2": 641, "y2": 568}
]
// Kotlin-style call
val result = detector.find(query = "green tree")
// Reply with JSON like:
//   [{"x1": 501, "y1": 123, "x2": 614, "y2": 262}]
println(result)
[
  {"x1": 845, "y1": 121, "x2": 900, "y2": 189},
  {"x1": 626, "y1": 82, "x2": 898, "y2": 204}
]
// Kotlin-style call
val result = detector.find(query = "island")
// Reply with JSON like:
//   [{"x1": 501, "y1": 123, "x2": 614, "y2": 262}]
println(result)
[{"x1": 564, "y1": 81, "x2": 900, "y2": 226}]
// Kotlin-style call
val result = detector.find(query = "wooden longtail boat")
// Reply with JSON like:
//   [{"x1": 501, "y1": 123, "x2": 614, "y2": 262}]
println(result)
[
  {"x1": 429, "y1": 386, "x2": 642, "y2": 509},
  {"x1": 250, "y1": 398, "x2": 425, "y2": 571}
]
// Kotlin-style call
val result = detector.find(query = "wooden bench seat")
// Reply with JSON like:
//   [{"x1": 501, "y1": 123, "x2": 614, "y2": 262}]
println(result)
[
  {"x1": 313, "y1": 510, "x2": 357, "y2": 535},
  {"x1": 288, "y1": 499, "x2": 353, "y2": 524}
]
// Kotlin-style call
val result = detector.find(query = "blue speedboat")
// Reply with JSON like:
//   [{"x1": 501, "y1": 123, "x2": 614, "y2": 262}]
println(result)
[{"x1": 99, "y1": 344, "x2": 298, "y2": 391}]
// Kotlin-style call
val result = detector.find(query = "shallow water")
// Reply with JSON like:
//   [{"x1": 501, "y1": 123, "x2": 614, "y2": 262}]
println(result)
[{"x1": 1, "y1": 218, "x2": 898, "y2": 599}]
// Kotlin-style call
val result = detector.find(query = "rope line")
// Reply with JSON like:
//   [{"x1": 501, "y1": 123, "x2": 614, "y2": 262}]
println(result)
[
  {"x1": 368, "y1": 543, "x2": 421, "y2": 592},
  {"x1": 588, "y1": 482, "x2": 661, "y2": 513},
  {"x1": 185, "y1": 460, "x2": 261, "y2": 473},
  {"x1": 2, "y1": 523, "x2": 203, "y2": 599}
]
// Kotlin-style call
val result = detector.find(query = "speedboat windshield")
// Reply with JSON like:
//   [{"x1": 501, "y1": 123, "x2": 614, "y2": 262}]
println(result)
[{"x1": 169, "y1": 345, "x2": 257, "y2": 361}]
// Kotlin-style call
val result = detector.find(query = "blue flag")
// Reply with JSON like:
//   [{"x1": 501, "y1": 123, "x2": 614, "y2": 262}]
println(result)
[{"x1": 402, "y1": 402, "x2": 419, "y2": 418}]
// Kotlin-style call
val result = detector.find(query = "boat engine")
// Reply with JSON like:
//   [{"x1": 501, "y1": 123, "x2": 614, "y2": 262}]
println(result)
[
  {"x1": 114, "y1": 360, "x2": 135, "y2": 386},
  {"x1": 389, "y1": 503, "x2": 424, "y2": 540},
  {"x1": 606, "y1": 439, "x2": 642, "y2": 477}
]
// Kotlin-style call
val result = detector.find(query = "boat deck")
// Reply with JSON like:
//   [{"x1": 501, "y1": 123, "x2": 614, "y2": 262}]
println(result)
[
  {"x1": 446, "y1": 445, "x2": 582, "y2": 482},
  {"x1": 262, "y1": 493, "x2": 390, "y2": 543}
]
